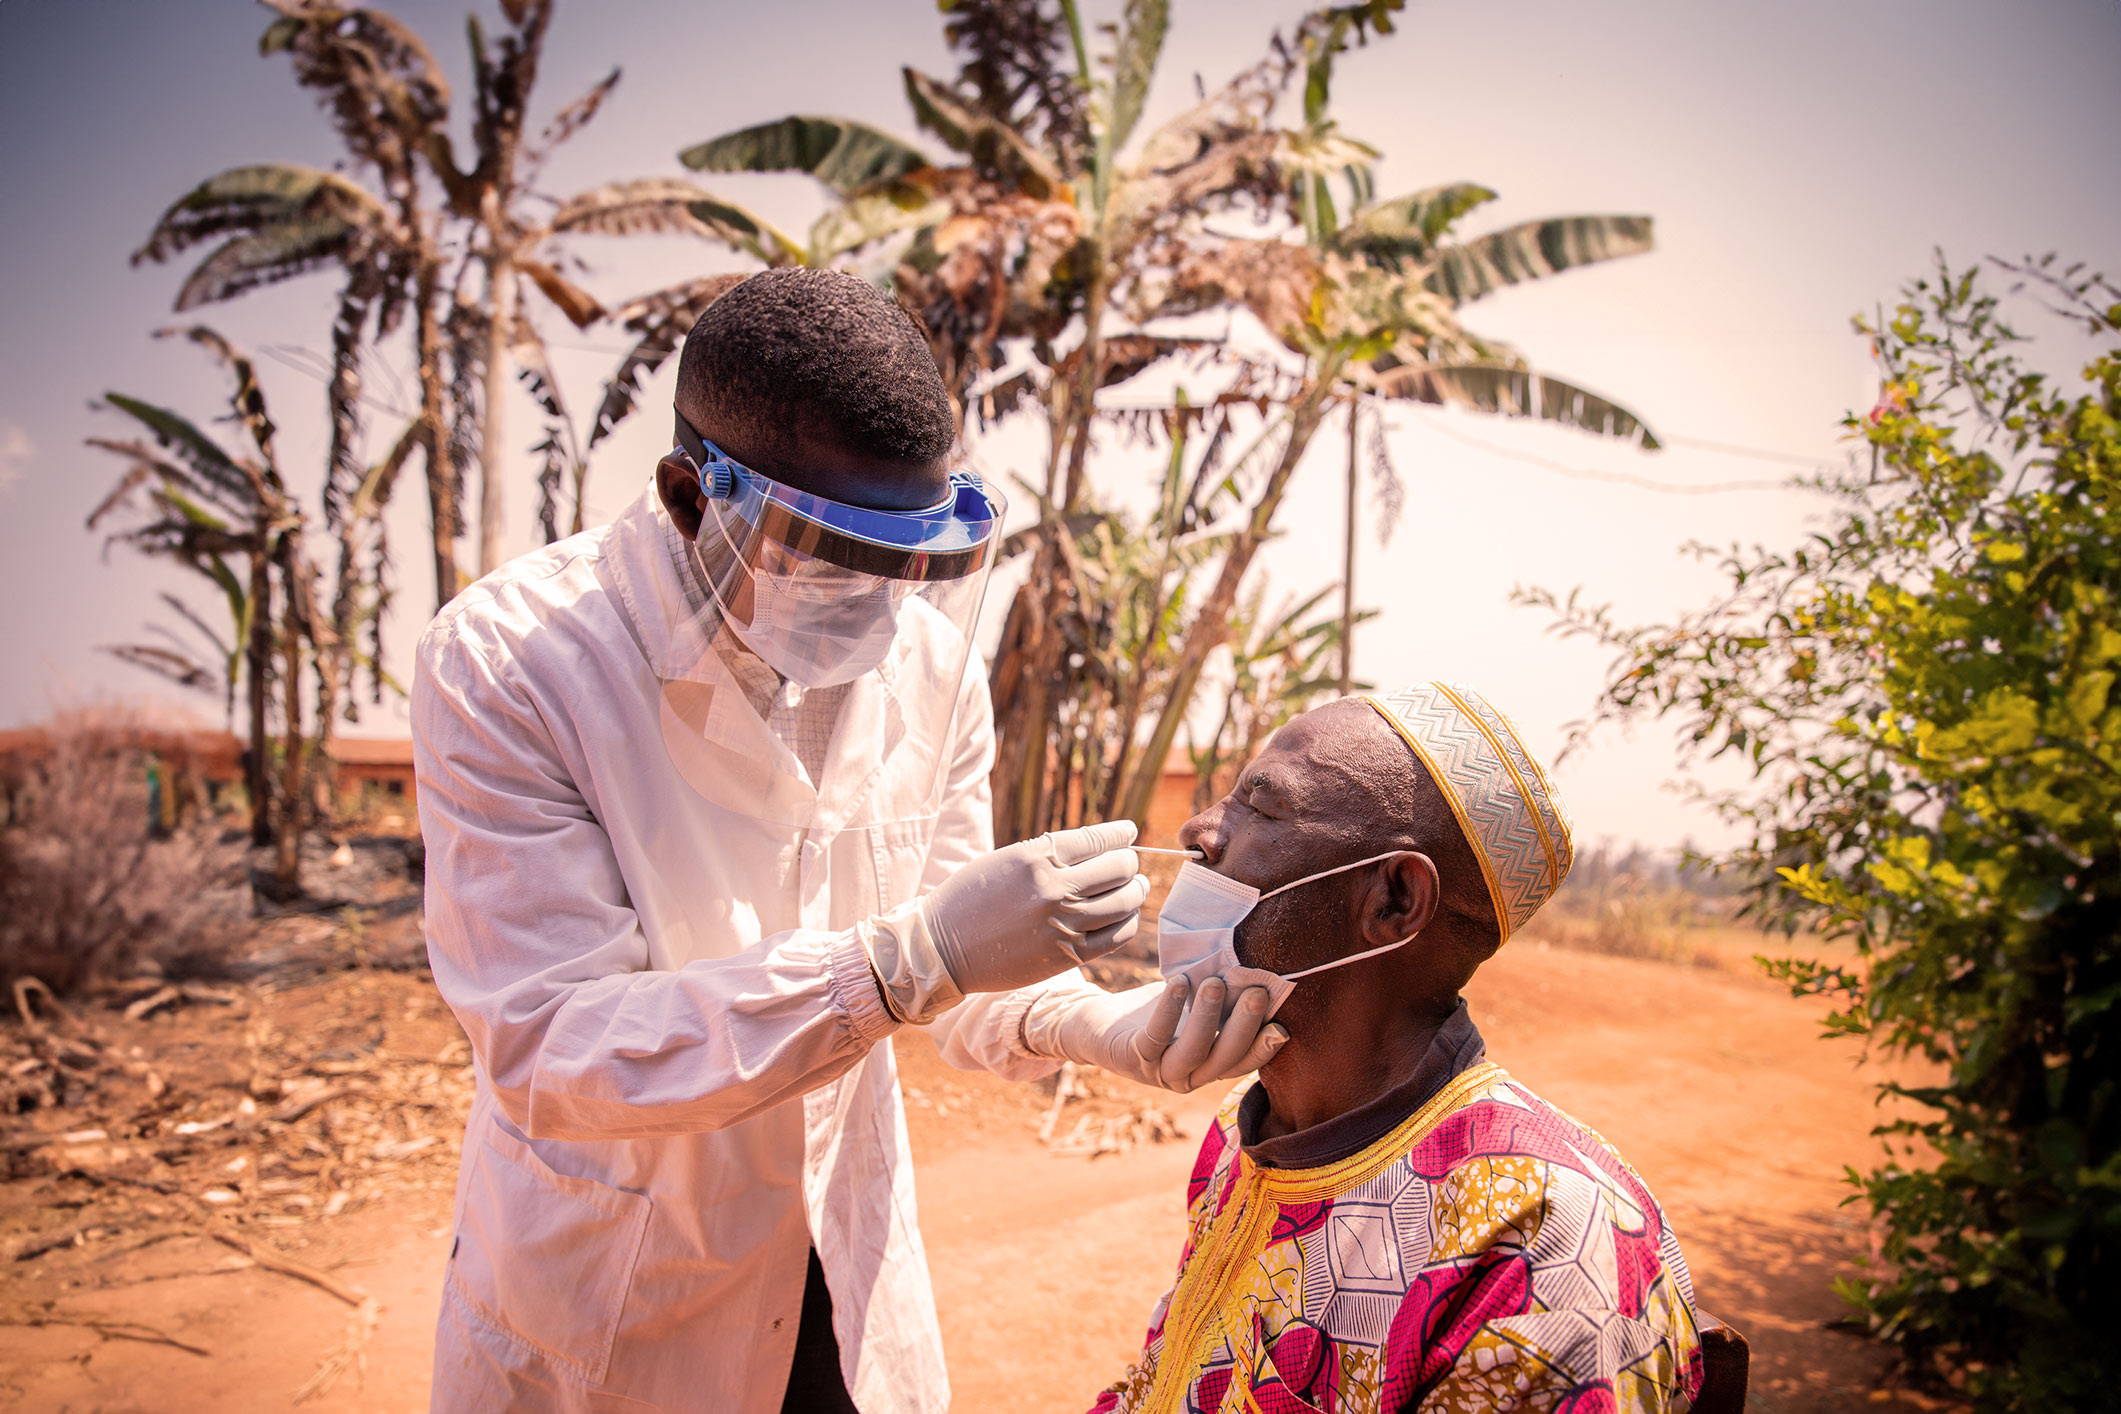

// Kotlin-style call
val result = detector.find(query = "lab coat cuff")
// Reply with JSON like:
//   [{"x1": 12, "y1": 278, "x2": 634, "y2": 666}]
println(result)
[
  {"x1": 994, "y1": 988, "x2": 1046, "y2": 1061},
  {"x1": 828, "y1": 929, "x2": 904, "y2": 1047},
  {"x1": 1013, "y1": 970, "x2": 1110, "y2": 1061},
  {"x1": 857, "y1": 898, "x2": 964, "y2": 1026}
]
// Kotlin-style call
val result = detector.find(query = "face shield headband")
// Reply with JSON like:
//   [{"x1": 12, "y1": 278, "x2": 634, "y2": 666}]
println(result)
[{"x1": 659, "y1": 414, "x2": 1002, "y2": 584}]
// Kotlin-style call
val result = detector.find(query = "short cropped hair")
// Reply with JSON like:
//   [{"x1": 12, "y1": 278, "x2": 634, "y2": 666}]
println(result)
[{"x1": 674, "y1": 268, "x2": 955, "y2": 471}]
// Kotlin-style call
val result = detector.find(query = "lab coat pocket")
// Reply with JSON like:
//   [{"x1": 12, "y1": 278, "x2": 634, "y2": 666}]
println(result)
[{"x1": 448, "y1": 1127, "x2": 650, "y2": 1385}]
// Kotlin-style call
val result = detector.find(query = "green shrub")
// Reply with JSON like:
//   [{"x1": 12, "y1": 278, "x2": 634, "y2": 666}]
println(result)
[{"x1": 1524, "y1": 256, "x2": 2121, "y2": 1408}]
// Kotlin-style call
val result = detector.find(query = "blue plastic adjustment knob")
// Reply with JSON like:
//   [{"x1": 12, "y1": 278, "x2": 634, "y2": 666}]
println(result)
[{"x1": 698, "y1": 458, "x2": 735, "y2": 500}]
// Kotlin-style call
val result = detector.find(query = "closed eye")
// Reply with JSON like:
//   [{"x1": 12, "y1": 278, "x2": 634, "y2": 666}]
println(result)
[{"x1": 1233, "y1": 776, "x2": 1284, "y2": 820}]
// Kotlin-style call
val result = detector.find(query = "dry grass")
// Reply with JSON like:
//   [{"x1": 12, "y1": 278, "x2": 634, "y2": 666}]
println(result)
[
  {"x1": 0, "y1": 712, "x2": 249, "y2": 996},
  {"x1": 1520, "y1": 872, "x2": 1813, "y2": 975}
]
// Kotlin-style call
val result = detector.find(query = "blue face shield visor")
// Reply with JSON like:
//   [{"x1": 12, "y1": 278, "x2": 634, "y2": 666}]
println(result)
[
  {"x1": 657, "y1": 412, "x2": 1008, "y2": 698},
  {"x1": 658, "y1": 414, "x2": 1004, "y2": 585}
]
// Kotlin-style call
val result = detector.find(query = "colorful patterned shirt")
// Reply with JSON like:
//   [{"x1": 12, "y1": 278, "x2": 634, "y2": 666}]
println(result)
[{"x1": 1091, "y1": 1013, "x2": 1703, "y2": 1414}]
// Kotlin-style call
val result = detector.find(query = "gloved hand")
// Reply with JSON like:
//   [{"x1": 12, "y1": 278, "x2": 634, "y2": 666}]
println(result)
[
  {"x1": 919, "y1": 820, "x2": 1151, "y2": 995},
  {"x1": 1021, "y1": 976, "x2": 1287, "y2": 1094}
]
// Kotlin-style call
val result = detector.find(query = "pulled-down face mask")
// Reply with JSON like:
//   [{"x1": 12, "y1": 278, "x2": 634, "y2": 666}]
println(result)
[{"x1": 1155, "y1": 852, "x2": 1422, "y2": 1021}]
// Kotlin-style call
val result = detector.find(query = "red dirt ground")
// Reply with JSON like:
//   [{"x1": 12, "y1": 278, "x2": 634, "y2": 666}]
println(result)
[{"x1": 0, "y1": 940, "x2": 1946, "y2": 1413}]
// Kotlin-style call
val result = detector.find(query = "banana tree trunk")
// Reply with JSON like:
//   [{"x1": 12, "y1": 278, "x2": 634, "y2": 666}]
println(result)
[
  {"x1": 313, "y1": 584, "x2": 342, "y2": 826},
  {"x1": 1098, "y1": 426, "x2": 1191, "y2": 820},
  {"x1": 1117, "y1": 365, "x2": 1345, "y2": 827},
  {"x1": 479, "y1": 247, "x2": 515, "y2": 577},
  {"x1": 274, "y1": 537, "x2": 304, "y2": 890},
  {"x1": 245, "y1": 540, "x2": 273, "y2": 848},
  {"x1": 312, "y1": 655, "x2": 339, "y2": 825},
  {"x1": 988, "y1": 394, "x2": 1090, "y2": 844},
  {"x1": 416, "y1": 250, "x2": 461, "y2": 611},
  {"x1": 1340, "y1": 396, "x2": 1358, "y2": 695},
  {"x1": 986, "y1": 555, "x2": 1043, "y2": 841},
  {"x1": 1193, "y1": 682, "x2": 1243, "y2": 811}
]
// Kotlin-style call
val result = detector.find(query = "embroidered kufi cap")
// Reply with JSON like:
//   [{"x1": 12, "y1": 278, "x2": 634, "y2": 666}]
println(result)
[{"x1": 1362, "y1": 682, "x2": 1574, "y2": 943}]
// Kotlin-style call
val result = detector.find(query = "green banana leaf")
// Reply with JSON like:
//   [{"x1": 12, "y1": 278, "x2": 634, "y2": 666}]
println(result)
[
  {"x1": 681, "y1": 116, "x2": 930, "y2": 197},
  {"x1": 1374, "y1": 362, "x2": 1661, "y2": 449},
  {"x1": 901, "y1": 69, "x2": 1064, "y2": 197},
  {"x1": 1334, "y1": 182, "x2": 1498, "y2": 268},
  {"x1": 1107, "y1": 0, "x2": 1169, "y2": 153},
  {"x1": 133, "y1": 163, "x2": 386, "y2": 266},
  {"x1": 1426, "y1": 215, "x2": 1653, "y2": 304}
]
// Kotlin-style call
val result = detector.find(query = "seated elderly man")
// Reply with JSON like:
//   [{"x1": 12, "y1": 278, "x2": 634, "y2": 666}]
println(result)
[{"x1": 1073, "y1": 683, "x2": 1703, "y2": 1414}]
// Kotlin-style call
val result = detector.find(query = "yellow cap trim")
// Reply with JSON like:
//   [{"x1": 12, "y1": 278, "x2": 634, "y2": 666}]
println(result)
[{"x1": 1433, "y1": 681, "x2": 1562, "y2": 936}]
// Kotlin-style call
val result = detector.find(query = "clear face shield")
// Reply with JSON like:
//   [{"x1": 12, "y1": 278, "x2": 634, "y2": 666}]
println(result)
[{"x1": 658, "y1": 414, "x2": 1005, "y2": 813}]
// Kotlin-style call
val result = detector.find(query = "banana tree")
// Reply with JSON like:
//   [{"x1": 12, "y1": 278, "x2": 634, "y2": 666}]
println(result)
[
  {"x1": 85, "y1": 328, "x2": 329, "y2": 891},
  {"x1": 136, "y1": 0, "x2": 742, "y2": 613},
  {"x1": 134, "y1": 3, "x2": 459, "y2": 618},
  {"x1": 659, "y1": 1, "x2": 1406, "y2": 842},
  {"x1": 1109, "y1": 8, "x2": 1659, "y2": 825}
]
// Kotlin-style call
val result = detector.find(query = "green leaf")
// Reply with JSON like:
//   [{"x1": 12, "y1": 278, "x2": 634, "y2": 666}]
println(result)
[
  {"x1": 680, "y1": 116, "x2": 931, "y2": 197},
  {"x1": 1334, "y1": 183, "x2": 1498, "y2": 267},
  {"x1": 686, "y1": 199, "x2": 809, "y2": 267},
  {"x1": 549, "y1": 178, "x2": 803, "y2": 266},
  {"x1": 809, "y1": 181, "x2": 951, "y2": 263},
  {"x1": 154, "y1": 484, "x2": 236, "y2": 532},
  {"x1": 900, "y1": 69, "x2": 1064, "y2": 197},
  {"x1": 1427, "y1": 214, "x2": 1654, "y2": 303},
  {"x1": 1108, "y1": 0, "x2": 1169, "y2": 153},
  {"x1": 1373, "y1": 362, "x2": 1661, "y2": 449},
  {"x1": 134, "y1": 164, "x2": 387, "y2": 267},
  {"x1": 170, "y1": 223, "x2": 364, "y2": 311},
  {"x1": 103, "y1": 393, "x2": 251, "y2": 496},
  {"x1": 2066, "y1": 669, "x2": 2114, "y2": 734}
]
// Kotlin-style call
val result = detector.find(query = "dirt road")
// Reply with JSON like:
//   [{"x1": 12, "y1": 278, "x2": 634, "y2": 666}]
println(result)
[{"x1": 0, "y1": 942, "x2": 1932, "y2": 1412}]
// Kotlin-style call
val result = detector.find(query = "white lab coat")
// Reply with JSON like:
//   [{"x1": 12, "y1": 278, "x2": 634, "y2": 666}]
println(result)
[{"x1": 414, "y1": 482, "x2": 1087, "y2": 1413}]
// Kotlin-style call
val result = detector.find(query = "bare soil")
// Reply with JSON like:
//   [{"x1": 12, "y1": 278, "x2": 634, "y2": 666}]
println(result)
[{"x1": 0, "y1": 933, "x2": 1954, "y2": 1413}]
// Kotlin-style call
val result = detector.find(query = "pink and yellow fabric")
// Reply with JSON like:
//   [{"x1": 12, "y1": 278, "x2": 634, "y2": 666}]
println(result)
[
  {"x1": 1088, "y1": 1065, "x2": 1704, "y2": 1414},
  {"x1": 1362, "y1": 683, "x2": 1575, "y2": 944}
]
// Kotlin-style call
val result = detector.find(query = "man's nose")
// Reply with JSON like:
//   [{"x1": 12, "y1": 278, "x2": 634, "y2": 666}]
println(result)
[{"x1": 1177, "y1": 805, "x2": 1226, "y2": 865}]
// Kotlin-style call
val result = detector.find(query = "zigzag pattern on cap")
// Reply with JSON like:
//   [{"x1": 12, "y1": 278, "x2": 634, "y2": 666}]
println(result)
[{"x1": 1363, "y1": 682, "x2": 1574, "y2": 943}]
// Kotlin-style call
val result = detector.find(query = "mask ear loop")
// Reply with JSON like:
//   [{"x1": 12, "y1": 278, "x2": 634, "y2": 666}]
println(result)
[
  {"x1": 1256, "y1": 848, "x2": 1413, "y2": 902},
  {"x1": 1259, "y1": 848, "x2": 1424, "y2": 981},
  {"x1": 1280, "y1": 931, "x2": 1419, "y2": 981}
]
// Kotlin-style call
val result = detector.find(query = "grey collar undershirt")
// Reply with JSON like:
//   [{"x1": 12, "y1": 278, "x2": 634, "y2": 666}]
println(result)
[{"x1": 1236, "y1": 998, "x2": 1488, "y2": 1170}]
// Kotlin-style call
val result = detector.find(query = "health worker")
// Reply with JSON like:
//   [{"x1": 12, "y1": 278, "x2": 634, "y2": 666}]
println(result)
[{"x1": 413, "y1": 269, "x2": 1286, "y2": 1414}]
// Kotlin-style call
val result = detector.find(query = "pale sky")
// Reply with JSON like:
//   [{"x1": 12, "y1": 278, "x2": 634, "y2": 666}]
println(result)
[{"x1": 2, "y1": 0, "x2": 2116, "y2": 850}]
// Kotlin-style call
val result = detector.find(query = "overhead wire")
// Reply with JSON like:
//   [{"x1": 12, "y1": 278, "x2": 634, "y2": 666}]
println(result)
[
  {"x1": 258, "y1": 343, "x2": 416, "y2": 422},
  {"x1": 255, "y1": 339, "x2": 1834, "y2": 497},
  {"x1": 1411, "y1": 415, "x2": 1821, "y2": 495},
  {"x1": 1656, "y1": 433, "x2": 1838, "y2": 467}
]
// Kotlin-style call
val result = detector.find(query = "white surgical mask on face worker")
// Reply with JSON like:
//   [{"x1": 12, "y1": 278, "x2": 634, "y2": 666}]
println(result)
[
  {"x1": 1155, "y1": 851, "x2": 1422, "y2": 1021},
  {"x1": 702, "y1": 515, "x2": 908, "y2": 687}
]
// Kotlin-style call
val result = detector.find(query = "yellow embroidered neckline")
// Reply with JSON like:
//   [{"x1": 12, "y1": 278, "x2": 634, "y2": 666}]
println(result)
[
  {"x1": 1252, "y1": 1060, "x2": 1508, "y2": 1202},
  {"x1": 1139, "y1": 1061, "x2": 1509, "y2": 1414}
]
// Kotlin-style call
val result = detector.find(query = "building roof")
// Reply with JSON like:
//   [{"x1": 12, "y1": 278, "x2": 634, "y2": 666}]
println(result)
[{"x1": 330, "y1": 736, "x2": 416, "y2": 766}]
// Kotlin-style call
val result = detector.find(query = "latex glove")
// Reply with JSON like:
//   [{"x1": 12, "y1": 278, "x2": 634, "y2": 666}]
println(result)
[
  {"x1": 1021, "y1": 977, "x2": 1287, "y2": 1094},
  {"x1": 920, "y1": 820, "x2": 1150, "y2": 996}
]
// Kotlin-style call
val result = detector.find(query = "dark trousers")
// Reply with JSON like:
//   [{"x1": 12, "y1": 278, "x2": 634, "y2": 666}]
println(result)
[{"x1": 778, "y1": 1248, "x2": 858, "y2": 1414}]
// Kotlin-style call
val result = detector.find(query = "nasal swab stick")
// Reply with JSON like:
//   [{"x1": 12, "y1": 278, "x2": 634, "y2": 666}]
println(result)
[{"x1": 1133, "y1": 846, "x2": 1204, "y2": 859}]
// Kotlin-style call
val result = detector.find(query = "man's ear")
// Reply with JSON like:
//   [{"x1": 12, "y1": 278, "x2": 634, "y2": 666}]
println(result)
[
  {"x1": 657, "y1": 450, "x2": 707, "y2": 543},
  {"x1": 1363, "y1": 851, "x2": 1440, "y2": 948}
]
